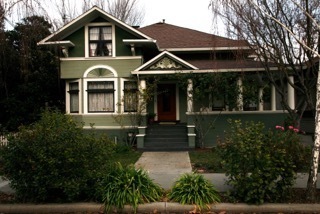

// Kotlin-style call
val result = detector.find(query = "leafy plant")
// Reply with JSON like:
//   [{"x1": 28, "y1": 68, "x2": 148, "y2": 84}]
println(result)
[
  {"x1": 168, "y1": 173, "x2": 220, "y2": 212},
  {"x1": 1, "y1": 109, "x2": 115, "y2": 202},
  {"x1": 102, "y1": 163, "x2": 163, "y2": 213},
  {"x1": 218, "y1": 119, "x2": 306, "y2": 204}
]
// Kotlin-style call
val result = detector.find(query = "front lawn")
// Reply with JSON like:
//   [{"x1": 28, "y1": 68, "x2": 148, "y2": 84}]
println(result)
[{"x1": 189, "y1": 148, "x2": 224, "y2": 173}]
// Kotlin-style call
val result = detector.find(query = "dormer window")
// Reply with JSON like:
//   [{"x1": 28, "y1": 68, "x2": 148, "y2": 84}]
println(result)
[{"x1": 89, "y1": 26, "x2": 112, "y2": 57}]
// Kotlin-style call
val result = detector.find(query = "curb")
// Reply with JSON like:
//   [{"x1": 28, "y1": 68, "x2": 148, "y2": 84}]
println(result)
[{"x1": 1, "y1": 202, "x2": 320, "y2": 213}]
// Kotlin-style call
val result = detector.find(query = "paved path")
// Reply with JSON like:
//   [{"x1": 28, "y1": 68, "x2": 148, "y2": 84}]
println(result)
[{"x1": 135, "y1": 152, "x2": 192, "y2": 189}]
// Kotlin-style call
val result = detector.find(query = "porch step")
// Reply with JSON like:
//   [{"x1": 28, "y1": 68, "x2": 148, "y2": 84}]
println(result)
[{"x1": 142, "y1": 123, "x2": 191, "y2": 151}]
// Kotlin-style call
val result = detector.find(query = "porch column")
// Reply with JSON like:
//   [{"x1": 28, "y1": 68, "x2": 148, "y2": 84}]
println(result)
[
  {"x1": 187, "y1": 79, "x2": 193, "y2": 112},
  {"x1": 271, "y1": 84, "x2": 276, "y2": 111},
  {"x1": 287, "y1": 76, "x2": 295, "y2": 110},
  {"x1": 139, "y1": 79, "x2": 147, "y2": 113},
  {"x1": 258, "y1": 88, "x2": 264, "y2": 111},
  {"x1": 237, "y1": 76, "x2": 243, "y2": 111}
]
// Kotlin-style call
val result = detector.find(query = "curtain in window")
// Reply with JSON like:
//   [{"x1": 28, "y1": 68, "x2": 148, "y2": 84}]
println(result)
[
  {"x1": 101, "y1": 27, "x2": 112, "y2": 40},
  {"x1": 124, "y1": 82, "x2": 137, "y2": 112},
  {"x1": 88, "y1": 82, "x2": 114, "y2": 112},
  {"x1": 89, "y1": 27, "x2": 99, "y2": 40},
  {"x1": 69, "y1": 83, "x2": 79, "y2": 113},
  {"x1": 90, "y1": 43, "x2": 98, "y2": 56}
]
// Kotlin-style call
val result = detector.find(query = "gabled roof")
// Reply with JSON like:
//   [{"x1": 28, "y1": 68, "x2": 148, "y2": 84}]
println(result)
[
  {"x1": 138, "y1": 22, "x2": 250, "y2": 51},
  {"x1": 132, "y1": 51, "x2": 198, "y2": 74},
  {"x1": 38, "y1": 6, "x2": 153, "y2": 45}
]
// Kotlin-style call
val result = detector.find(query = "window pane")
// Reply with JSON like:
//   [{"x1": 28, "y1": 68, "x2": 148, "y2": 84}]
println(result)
[
  {"x1": 124, "y1": 81, "x2": 137, "y2": 112},
  {"x1": 89, "y1": 27, "x2": 99, "y2": 40},
  {"x1": 87, "y1": 81, "x2": 114, "y2": 112},
  {"x1": 69, "y1": 82, "x2": 79, "y2": 113}
]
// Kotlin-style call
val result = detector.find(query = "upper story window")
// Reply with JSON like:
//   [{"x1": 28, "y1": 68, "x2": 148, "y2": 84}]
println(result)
[{"x1": 89, "y1": 26, "x2": 112, "y2": 57}]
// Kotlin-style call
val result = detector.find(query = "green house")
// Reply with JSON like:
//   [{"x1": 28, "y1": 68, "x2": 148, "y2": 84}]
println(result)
[{"x1": 38, "y1": 6, "x2": 293, "y2": 150}]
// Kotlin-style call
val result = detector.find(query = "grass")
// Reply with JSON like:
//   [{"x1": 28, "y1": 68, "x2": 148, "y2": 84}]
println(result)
[
  {"x1": 189, "y1": 147, "x2": 224, "y2": 173},
  {"x1": 110, "y1": 146, "x2": 142, "y2": 166}
]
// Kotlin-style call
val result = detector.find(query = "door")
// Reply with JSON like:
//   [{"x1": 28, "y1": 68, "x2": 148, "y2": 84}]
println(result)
[{"x1": 157, "y1": 84, "x2": 176, "y2": 121}]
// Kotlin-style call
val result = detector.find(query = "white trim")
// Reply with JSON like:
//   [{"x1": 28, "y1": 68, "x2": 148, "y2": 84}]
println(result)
[
  {"x1": 83, "y1": 125, "x2": 137, "y2": 129},
  {"x1": 37, "y1": 41, "x2": 75, "y2": 47},
  {"x1": 60, "y1": 56, "x2": 143, "y2": 61},
  {"x1": 83, "y1": 65, "x2": 118, "y2": 77},
  {"x1": 176, "y1": 85, "x2": 180, "y2": 121},
  {"x1": 83, "y1": 78, "x2": 118, "y2": 114},
  {"x1": 131, "y1": 67, "x2": 280, "y2": 75},
  {"x1": 186, "y1": 110, "x2": 288, "y2": 115},
  {"x1": 188, "y1": 134, "x2": 197, "y2": 136},
  {"x1": 159, "y1": 46, "x2": 251, "y2": 52}
]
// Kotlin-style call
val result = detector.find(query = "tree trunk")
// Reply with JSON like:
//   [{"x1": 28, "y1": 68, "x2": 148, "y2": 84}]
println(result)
[{"x1": 306, "y1": 59, "x2": 320, "y2": 201}]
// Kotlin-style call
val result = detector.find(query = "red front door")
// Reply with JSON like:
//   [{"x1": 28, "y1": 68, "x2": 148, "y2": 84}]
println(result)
[{"x1": 157, "y1": 84, "x2": 176, "y2": 121}]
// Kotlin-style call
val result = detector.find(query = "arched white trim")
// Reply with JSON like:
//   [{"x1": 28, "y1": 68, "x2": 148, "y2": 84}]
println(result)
[{"x1": 83, "y1": 65, "x2": 118, "y2": 77}]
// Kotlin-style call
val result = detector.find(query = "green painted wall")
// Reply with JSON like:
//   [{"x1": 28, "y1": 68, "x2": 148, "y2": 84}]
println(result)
[
  {"x1": 60, "y1": 58, "x2": 142, "y2": 78},
  {"x1": 115, "y1": 26, "x2": 141, "y2": 56},
  {"x1": 187, "y1": 112, "x2": 288, "y2": 147},
  {"x1": 65, "y1": 27, "x2": 85, "y2": 57}
]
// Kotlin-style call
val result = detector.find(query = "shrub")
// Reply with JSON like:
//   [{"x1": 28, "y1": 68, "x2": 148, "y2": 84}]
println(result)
[
  {"x1": 218, "y1": 119, "x2": 304, "y2": 204},
  {"x1": 101, "y1": 163, "x2": 163, "y2": 213},
  {"x1": 168, "y1": 173, "x2": 220, "y2": 212},
  {"x1": 1, "y1": 109, "x2": 115, "y2": 202}
]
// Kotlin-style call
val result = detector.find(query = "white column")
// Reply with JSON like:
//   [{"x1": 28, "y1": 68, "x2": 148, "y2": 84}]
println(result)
[
  {"x1": 187, "y1": 79, "x2": 193, "y2": 112},
  {"x1": 258, "y1": 88, "x2": 264, "y2": 111},
  {"x1": 237, "y1": 77, "x2": 243, "y2": 111},
  {"x1": 287, "y1": 76, "x2": 295, "y2": 110},
  {"x1": 271, "y1": 84, "x2": 276, "y2": 111},
  {"x1": 139, "y1": 79, "x2": 146, "y2": 113}
]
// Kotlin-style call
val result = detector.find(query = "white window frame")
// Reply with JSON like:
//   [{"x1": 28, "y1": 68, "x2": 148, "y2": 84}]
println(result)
[
  {"x1": 83, "y1": 78, "x2": 118, "y2": 114},
  {"x1": 84, "y1": 23, "x2": 116, "y2": 58},
  {"x1": 66, "y1": 80, "x2": 82, "y2": 114},
  {"x1": 121, "y1": 78, "x2": 138, "y2": 113}
]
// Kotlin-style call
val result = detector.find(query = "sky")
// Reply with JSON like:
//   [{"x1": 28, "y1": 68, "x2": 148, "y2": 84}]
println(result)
[
  {"x1": 4, "y1": 0, "x2": 223, "y2": 35},
  {"x1": 140, "y1": 0, "x2": 216, "y2": 34}
]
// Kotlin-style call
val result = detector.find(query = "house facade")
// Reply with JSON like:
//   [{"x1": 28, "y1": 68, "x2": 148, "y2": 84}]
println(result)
[{"x1": 38, "y1": 6, "x2": 294, "y2": 149}]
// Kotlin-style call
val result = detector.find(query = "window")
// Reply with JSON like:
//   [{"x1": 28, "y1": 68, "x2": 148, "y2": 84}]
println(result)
[
  {"x1": 68, "y1": 82, "x2": 79, "y2": 113},
  {"x1": 89, "y1": 26, "x2": 112, "y2": 57},
  {"x1": 123, "y1": 81, "x2": 138, "y2": 112},
  {"x1": 87, "y1": 81, "x2": 115, "y2": 112}
]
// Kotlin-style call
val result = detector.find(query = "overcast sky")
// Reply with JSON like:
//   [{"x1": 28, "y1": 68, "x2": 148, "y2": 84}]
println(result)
[
  {"x1": 5, "y1": 0, "x2": 224, "y2": 35},
  {"x1": 140, "y1": 0, "x2": 215, "y2": 34}
]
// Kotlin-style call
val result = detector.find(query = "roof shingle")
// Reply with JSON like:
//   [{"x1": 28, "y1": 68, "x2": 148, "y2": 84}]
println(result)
[{"x1": 138, "y1": 22, "x2": 249, "y2": 49}]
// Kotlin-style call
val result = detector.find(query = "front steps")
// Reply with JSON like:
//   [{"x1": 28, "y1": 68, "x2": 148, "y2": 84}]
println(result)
[{"x1": 142, "y1": 123, "x2": 191, "y2": 151}]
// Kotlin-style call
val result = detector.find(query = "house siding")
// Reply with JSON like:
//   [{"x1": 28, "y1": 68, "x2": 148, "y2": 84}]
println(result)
[
  {"x1": 64, "y1": 27, "x2": 85, "y2": 57},
  {"x1": 60, "y1": 58, "x2": 142, "y2": 78},
  {"x1": 187, "y1": 112, "x2": 288, "y2": 147}
]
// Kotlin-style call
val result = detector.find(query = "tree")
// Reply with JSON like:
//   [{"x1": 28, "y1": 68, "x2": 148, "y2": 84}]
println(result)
[
  {"x1": 106, "y1": 0, "x2": 145, "y2": 26},
  {"x1": 210, "y1": 0, "x2": 320, "y2": 201}
]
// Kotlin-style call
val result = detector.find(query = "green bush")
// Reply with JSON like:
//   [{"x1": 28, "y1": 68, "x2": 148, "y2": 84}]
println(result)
[
  {"x1": 218, "y1": 119, "x2": 305, "y2": 204},
  {"x1": 101, "y1": 163, "x2": 163, "y2": 214},
  {"x1": 1, "y1": 110, "x2": 115, "y2": 202},
  {"x1": 168, "y1": 173, "x2": 220, "y2": 211}
]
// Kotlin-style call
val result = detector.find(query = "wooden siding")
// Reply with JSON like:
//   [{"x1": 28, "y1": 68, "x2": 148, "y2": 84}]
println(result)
[
  {"x1": 64, "y1": 27, "x2": 85, "y2": 57},
  {"x1": 60, "y1": 58, "x2": 142, "y2": 78}
]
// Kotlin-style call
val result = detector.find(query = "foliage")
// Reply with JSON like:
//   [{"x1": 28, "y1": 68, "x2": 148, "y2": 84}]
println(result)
[
  {"x1": 0, "y1": 16, "x2": 64, "y2": 131},
  {"x1": 218, "y1": 119, "x2": 308, "y2": 204},
  {"x1": 101, "y1": 162, "x2": 163, "y2": 213},
  {"x1": 0, "y1": 109, "x2": 115, "y2": 202},
  {"x1": 168, "y1": 173, "x2": 220, "y2": 212}
]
